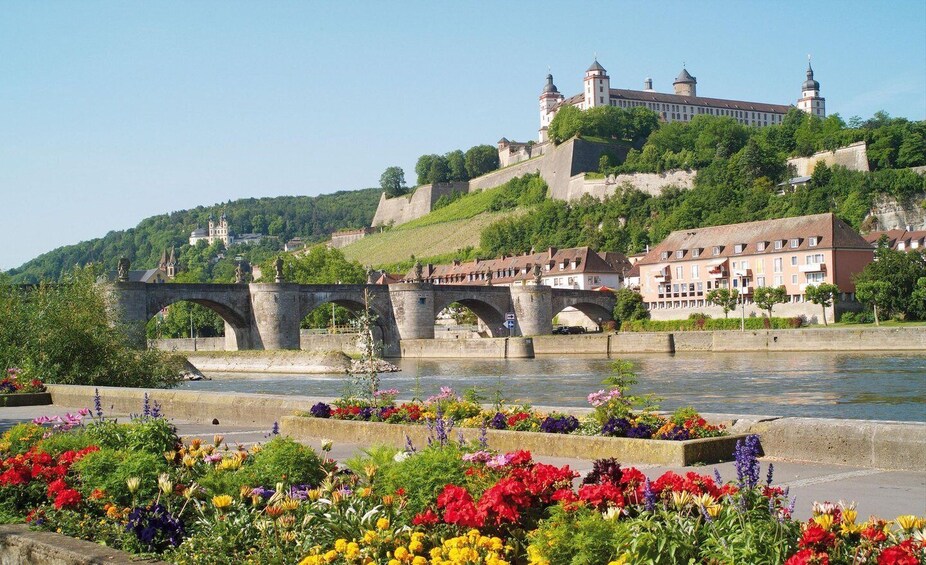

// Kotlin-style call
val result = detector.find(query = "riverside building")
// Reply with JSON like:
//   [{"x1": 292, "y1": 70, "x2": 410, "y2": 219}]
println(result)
[
  {"x1": 636, "y1": 213, "x2": 873, "y2": 323},
  {"x1": 538, "y1": 59, "x2": 825, "y2": 142}
]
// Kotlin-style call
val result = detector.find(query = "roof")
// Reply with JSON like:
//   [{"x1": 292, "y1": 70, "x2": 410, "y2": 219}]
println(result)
[
  {"x1": 586, "y1": 60, "x2": 606, "y2": 73},
  {"x1": 864, "y1": 229, "x2": 926, "y2": 250},
  {"x1": 401, "y1": 246, "x2": 626, "y2": 285},
  {"x1": 674, "y1": 68, "x2": 696, "y2": 84},
  {"x1": 190, "y1": 228, "x2": 208, "y2": 237},
  {"x1": 556, "y1": 89, "x2": 791, "y2": 115},
  {"x1": 638, "y1": 213, "x2": 873, "y2": 266}
]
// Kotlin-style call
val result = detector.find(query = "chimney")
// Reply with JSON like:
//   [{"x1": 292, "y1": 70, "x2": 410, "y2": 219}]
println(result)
[
  {"x1": 643, "y1": 78, "x2": 653, "y2": 91},
  {"x1": 548, "y1": 247, "x2": 557, "y2": 259}
]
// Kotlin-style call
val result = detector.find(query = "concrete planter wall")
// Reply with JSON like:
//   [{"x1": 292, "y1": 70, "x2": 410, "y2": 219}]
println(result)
[
  {"x1": 0, "y1": 392, "x2": 51, "y2": 407},
  {"x1": 0, "y1": 524, "x2": 169, "y2": 565},
  {"x1": 280, "y1": 416, "x2": 746, "y2": 467}
]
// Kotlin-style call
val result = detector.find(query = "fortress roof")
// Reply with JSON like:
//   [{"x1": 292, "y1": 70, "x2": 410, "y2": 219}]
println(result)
[{"x1": 557, "y1": 89, "x2": 792, "y2": 115}]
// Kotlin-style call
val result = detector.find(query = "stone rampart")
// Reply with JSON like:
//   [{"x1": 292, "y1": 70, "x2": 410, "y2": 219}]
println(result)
[
  {"x1": 787, "y1": 141, "x2": 869, "y2": 176},
  {"x1": 299, "y1": 332, "x2": 362, "y2": 355},
  {"x1": 561, "y1": 169, "x2": 697, "y2": 201},
  {"x1": 371, "y1": 182, "x2": 468, "y2": 227},
  {"x1": 330, "y1": 227, "x2": 375, "y2": 249}
]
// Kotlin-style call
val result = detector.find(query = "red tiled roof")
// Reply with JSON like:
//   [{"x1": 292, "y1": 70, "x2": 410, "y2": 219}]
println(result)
[
  {"x1": 638, "y1": 213, "x2": 872, "y2": 266},
  {"x1": 865, "y1": 230, "x2": 926, "y2": 251}
]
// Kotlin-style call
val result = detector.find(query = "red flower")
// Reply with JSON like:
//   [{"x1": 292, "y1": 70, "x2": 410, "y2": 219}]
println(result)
[
  {"x1": 878, "y1": 541, "x2": 921, "y2": 565},
  {"x1": 46, "y1": 478, "x2": 69, "y2": 498},
  {"x1": 477, "y1": 477, "x2": 531, "y2": 525},
  {"x1": 395, "y1": 488, "x2": 406, "y2": 497},
  {"x1": 799, "y1": 523, "x2": 837, "y2": 550},
  {"x1": 862, "y1": 526, "x2": 889, "y2": 543},
  {"x1": 506, "y1": 413, "x2": 530, "y2": 428},
  {"x1": 578, "y1": 483, "x2": 625, "y2": 510},
  {"x1": 0, "y1": 467, "x2": 29, "y2": 486},
  {"x1": 785, "y1": 548, "x2": 830, "y2": 565},
  {"x1": 506, "y1": 450, "x2": 533, "y2": 467},
  {"x1": 412, "y1": 508, "x2": 440, "y2": 526},
  {"x1": 437, "y1": 484, "x2": 483, "y2": 528},
  {"x1": 551, "y1": 488, "x2": 578, "y2": 505},
  {"x1": 53, "y1": 488, "x2": 82, "y2": 510}
]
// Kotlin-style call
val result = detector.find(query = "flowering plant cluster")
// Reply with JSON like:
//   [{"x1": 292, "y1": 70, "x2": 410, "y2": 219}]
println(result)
[
  {"x1": 0, "y1": 368, "x2": 45, "y2": 394},
  {"x1": 306, "y1": 386, "x2": 725, "y2": 442}
]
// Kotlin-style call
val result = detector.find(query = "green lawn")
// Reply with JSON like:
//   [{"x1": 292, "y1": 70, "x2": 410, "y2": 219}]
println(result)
[{"x1": 396, "y1": 189, "x2": 500, "y2": 230}]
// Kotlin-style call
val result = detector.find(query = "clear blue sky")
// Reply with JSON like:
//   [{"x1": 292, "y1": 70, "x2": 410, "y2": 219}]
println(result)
[{"x1": 2, "y1": 1, "x2": 924, "y2": 269}]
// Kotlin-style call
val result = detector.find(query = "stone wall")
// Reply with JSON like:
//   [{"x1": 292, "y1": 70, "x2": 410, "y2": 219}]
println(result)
[
  {"x1": 648, "y1": 300, "x2": 855, "y2": 324},
  {"x1": 866, "y1": 192, "x2": 926, "y2": 231},
  {"x1": 370, "y1": 182, "x2": 469, "y2": 227},
  {"x1": 330, "y1": 228, "x2": 375, "y2": 249},
  {"x1": 561, "y1": 169, "x2": 697, "y2": 202},
  {"x1": 150, "y1": 337, "x2": 225, "y2": 351},
  {"x1": 186, "y1": 351, "x2": 351, "y2": 374},
  {"x1": 399, "y1": 337, "x2": 534, "y2": 358},
  {"x1": 787, "y1": 141, "x2": 869, "y2": 176},
  {"x1": 299, "y1": 332, "x2": 362, "y2": 355}
]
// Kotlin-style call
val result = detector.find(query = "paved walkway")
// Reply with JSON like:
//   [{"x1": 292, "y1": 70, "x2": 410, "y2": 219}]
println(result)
[{"x1": 2, "y1": 404, "x2": 923, "y2": 521}]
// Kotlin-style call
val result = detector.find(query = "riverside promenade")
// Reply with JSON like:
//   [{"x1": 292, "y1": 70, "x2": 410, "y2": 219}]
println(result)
[{"x1": 3, "y1": 394, "x2": 923, "y2": 521}]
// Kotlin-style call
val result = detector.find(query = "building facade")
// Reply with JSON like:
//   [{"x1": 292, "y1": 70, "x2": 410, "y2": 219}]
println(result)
[
  {"x1": 864, "y1": 229, "x2": 926, "y2": 252},
  {"x1": 636, "y1": 213, "x2": 873, "y2": 323},
  {"x1": 538, "y1": 59, "x2": 825, "y2": 142},
  {"x1": 189, "y1": 213, "x2": 265, "y2": 247}
]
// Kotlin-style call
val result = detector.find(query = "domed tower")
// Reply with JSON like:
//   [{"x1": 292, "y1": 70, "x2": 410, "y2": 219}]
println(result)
[
  {"x1": 797, "y1": 58, "x2": 825, "y2": 118},
  {"x1": 538, "y1": 73, "x2": 565, "y2": 142},
  {"x1": 673, "y1": 67, "x2": 697, "y2": 97},
  {"x1": 583, "y1": 59, "x2": 610, "y2": 109}
]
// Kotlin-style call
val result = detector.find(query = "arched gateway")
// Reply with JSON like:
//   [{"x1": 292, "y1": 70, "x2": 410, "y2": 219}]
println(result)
[{"x1": 112, "y1": 281, "x2": 615, "y2": 357}]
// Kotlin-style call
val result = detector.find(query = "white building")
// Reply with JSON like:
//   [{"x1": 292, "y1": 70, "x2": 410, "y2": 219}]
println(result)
[
  {"x1": 189, "y1": 213, "x2": 265, "y2": 247},
  {"x1": 538, "y1": 59, "x2": 825, "y2": 142}
]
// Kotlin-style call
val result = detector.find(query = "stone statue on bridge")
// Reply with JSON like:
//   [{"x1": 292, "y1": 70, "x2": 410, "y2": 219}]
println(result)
[
  {"x1": 532, "y1": 263, "x2": 542, "y2": 285},
  {"x1": 413, "y1": 260, "x2": 423, "y2": 283},
  {"x1": 274, "y1": 256, "x2": 284, "y2": 283},
  {"x1": 235, "y1": 262, "x2": 245, "y2": 284},
  {"x1": 117, "y1": 257, "x2": 130, "y2": 282},
  {"x1": 485, "y1": 269, "x2": 493, "y2": 286}
]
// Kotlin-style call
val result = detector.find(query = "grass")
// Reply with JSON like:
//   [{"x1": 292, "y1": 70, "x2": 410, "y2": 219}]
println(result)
[
  {"x1": 397, "y1": 189, "x2": 500, "y2": 230},
  {"x1": 829, "y1": 320, "x2": 926, "y2": 328},
  {"x1": 341, "y1": 209, "x2": 524, "y2": 268}
]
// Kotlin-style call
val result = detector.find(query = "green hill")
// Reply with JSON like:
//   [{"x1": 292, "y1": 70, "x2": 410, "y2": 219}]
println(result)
[{"x1": 7, "y1": 189, "x2": 380, "y2": 283}]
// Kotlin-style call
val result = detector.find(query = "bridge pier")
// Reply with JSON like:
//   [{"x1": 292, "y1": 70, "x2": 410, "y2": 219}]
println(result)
[
  {"x1": 511, "y1": 285, "x2": 553, "y2": 336},
  {"x1": 110, "y1": 282, "x2": 150, "y2": 348},
  {"x1": 388, "y1": 283, "x2": 435, "y2": 340},
  {"x1": 249, "y1": 283, "x2": 302, "y2": 350}
]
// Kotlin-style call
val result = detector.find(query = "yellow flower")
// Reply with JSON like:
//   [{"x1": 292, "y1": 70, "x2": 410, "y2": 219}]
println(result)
[
  {"x1": 334, "y1": 539, "x2": 348, "y2": 553},
  {"x1": 896, "y1": 515, "x2": 919, "y2": 531},
  {"x1": 842, "y1": 508, "x2": 857, "y2": 524},
  {"x1": 212, "y1": 494, "x2": 233, "y2": 509},
  {"x1": 345, "y1": 542, "x2": 360, "y2": 558},
  {"x1": 376, "y1": 517, "x2": 390, "y2": 531},
  {"x1": 125, "y1": 477, "x2": 141, "y2": 494},
  {"x1": 814, "y1": 514, "x2": 834, "y2": 530},
  {"x1": 280, "y1": 498, "x2": 300, "y2": 511},
  {"x1": 394, "y1": 546, "x2": 410, "y2": 560},
  {"x1": 323, "y1": 550, "x2": 338, "y2": 562},
  {"x1": 411, "y1": 557, "x2": 427, "y2": 565},
  {"x1": 408, "y1": 539, "x2": 424, "y2": 554},
  {"x1": 706, "y1": 504, "x2": 722, "y2": 518}
]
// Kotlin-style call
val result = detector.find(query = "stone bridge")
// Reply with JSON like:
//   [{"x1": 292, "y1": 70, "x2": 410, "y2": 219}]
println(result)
[{"x1": 113, "y1": 282, "x2": 615, "y2": 357}]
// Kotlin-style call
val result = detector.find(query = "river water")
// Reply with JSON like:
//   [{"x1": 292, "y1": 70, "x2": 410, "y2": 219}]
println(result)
[{"x1": 179, "y1": 351, "x2": 926, "y2": 422}]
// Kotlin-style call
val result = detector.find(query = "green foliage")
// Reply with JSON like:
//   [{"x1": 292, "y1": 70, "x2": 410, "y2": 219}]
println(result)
[
  {"x1": 36, "y1": 430, "x2": 97, "y2": 457},
  {"x1": 464, "y1": 144, "x2": 500, "y2": 179},
  {"x1": 612, "y1": 288, "x2": 649, "y2": 327},
  {"x1": 240, "y1": 437, "x2": 325, "y2": 491},
  {"x1": 7, "y1": 189, "x2": 380, "y2": 283},
  {"x1": 376, "y1": 443, "x2": 470, "y2": 516},
  {"x1": 547, "y1": 105, "x2": 659, "y2": 145},
  {"x1": 0, "y1": 267, "x2": 184, "y2": 387},
  {"x1": 706, "y1": 288, "x2": 740, "y2": 318},
  {"x1": 380, "y1": 166, "x2": 408, "y2": 198},
  {"x1": 621, "y1": 316, "x2": 802, "y2": 331},
  {"x1": 527, "y1": 505, "x2": 623, "y2": 564},
  {"x1": 0, "y1": 424, "x2": 45, "y2": 456},
  {"x1": 73, "y1": 448, "x2": 168, "y2": 506},
  {"x1": 805, "y1": 282, "x2": 840, "y2": 325},
  {"x1": 146, "y1": 300, "x2": 225, "y2": 340},
  {"x1": 753, "y1": 285, "x2": 788, "y2": 318},
  {"x1": 854, "y1": 243, "x2": 926, "y2": 321}
]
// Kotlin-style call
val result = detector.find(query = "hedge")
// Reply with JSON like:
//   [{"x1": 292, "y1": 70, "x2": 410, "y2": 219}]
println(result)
[{"x1": 620, "y1": 317, "x2": 803, "y2": 332}]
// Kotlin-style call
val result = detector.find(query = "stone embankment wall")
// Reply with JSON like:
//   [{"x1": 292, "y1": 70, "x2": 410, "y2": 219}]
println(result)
[
  {"x1": 561, "y1": 170, "x2": 697, "y2": 202},
  {"x1": 151, "y1": 337, "x2": 225, "y2": 351},
  {"x1": 371, "y1": 181, "x2": 468, "y2": 227},
  {"x1": 44, "y1": 385, "x2": 925, "y2": 471},
  {"x1": 786, "y1": 141, "x2": 869, "y2": 176},
  {"x1": 0, "y1": 524, "x2": 169, "y2": 565},
  {"x1": 186, "y1": 351, "x2": 351, "y2": 374},
  {"x1": 867, "y1": 192, "x2": 926, "y2": 231},
  {"x1": 400, "y1": 337, "x2": 534, "y2": 358},
  {"x1": 648, "y1": 301, "x2": 858, "y2": 324},
  {"x1": 151, "y1": 333, "x2": 363, "y2": 355}
]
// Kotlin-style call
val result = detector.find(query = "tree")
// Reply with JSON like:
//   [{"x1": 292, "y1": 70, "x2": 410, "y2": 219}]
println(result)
[
  {"x1": 445, "y1": 150, "x2": 468, "y2": 182},
  {"x1": 805, "y1": 283, "x2": 840, "y2": 326},
  {"x1": 855, "y1": 280, "x2": 892, "y2": 325},
  {"x1": 428, "y1": 156, "x2": 450, "y2": 184},
  {"x1": 464, "y1": 145, "x2": 500, "y2": 178},
  {"x1": 706, "y1": 288, "x2": 739, "y2": 318},
  {"x1": 612, "y1": 288, "x2": 649, "y2": 328},
  {"x1": 754, "y1": 285, "x2": 787, "y2": 319},
  {"x1": 379, "y1": 166, "x2": 407, "y2": 198},
  {"x1": 415, "y1": 154, "x2": 437, "y2": 185},
  {"x1": 853, "y1": 241, "x2": 926, "y2": 320}
]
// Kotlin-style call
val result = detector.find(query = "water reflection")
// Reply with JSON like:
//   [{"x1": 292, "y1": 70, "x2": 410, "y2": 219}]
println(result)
[{"x1": 179, "y1": 351, "x2": 926, "y2": 422}]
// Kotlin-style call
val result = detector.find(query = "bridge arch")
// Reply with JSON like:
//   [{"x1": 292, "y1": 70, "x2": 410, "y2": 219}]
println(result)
[
  {"x1": 552, "y1": 290, "x2": 616, "y2": 330},
  {"x1": 432, "y1": 287, "x2": 510, "y2": 338},
  {"x1": 298, "y1": 286, "x2": 401, "y2": 357},
  {"x1": 144, "y1": 284, "x2": 254, "y2": 350}
]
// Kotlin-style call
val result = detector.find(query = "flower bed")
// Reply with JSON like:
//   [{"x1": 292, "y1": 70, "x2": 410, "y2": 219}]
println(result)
[
  {"x1": 1, "y1": 399, "x2": 922, "y2": 565},
  {"x1": 0, "y1": 369, "x2": 49, "y2": 407}
]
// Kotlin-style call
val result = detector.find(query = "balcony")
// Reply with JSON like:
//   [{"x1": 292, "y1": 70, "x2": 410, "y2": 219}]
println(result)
[
  {"x1": 799, "y1": 263, "x2": 826, "y2": 273},
  {"x1": 732, "y1": 268, "x2": 752, "y2": 278}
]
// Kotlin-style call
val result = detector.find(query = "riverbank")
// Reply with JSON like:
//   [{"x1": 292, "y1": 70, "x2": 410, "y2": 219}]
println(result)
[{"x1": 45, "y1": 385, "x2": 926, "y2": 471}]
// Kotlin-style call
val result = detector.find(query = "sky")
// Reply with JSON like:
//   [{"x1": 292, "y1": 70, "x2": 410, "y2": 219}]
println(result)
[{"x1": 1, "y1": 1, "x2": 924, "y2": 270}]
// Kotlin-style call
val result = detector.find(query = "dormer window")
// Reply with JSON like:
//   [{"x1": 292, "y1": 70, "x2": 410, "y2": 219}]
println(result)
[
  {"x1": 809, "y1": 236, "x2": 818, "y2": 247},
  {"x1": 790, "y1": 238, "x2": 801, "y2": 248},
  {"x1": 661, "y1": 251, "x2": 670, "y2": 260},
  {"x1": 774, "y1": 240, "x2": 783, "y2": 250},
  {"x1": 692, "y1": 248, "x2": 701, "y2": 258},
  {"x1": 712, "y1": 246, "x2": 722, "y2": 256},
  {"x1": 757, "y1": 241, "x2": 767, "y2": 252},
  {"x1": 675, "y1": 250, "x2": 685, "y2": 259},
  {"x1": 734, "y1": 243, "x2": 745, "y2": 254}
]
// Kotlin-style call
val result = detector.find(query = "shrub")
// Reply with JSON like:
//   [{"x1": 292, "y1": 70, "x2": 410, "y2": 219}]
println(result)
[
  {"x1": 839, "y1": 310, "x2": 874, "y2": 324},
  {"x1": 377, "y1": 444, "x2": 471, "y2": 516},
  {"x1": 84, "y1": 418, "x2": 179, "y2": 457},
  {"x1": 36, "y1": 430, "x2": 96, "y2": 457},
  {"x1": 621, "y1": 317, "x2": 798, "y2": 332},
  {"x1": 238, "y1": 437, "x2": 324, "y2": 489},
  {"x1": 0, "y1": 423, "x2": 44, "y2": 456},
  {"x1": 73, "y1": 448, "x2": 167, "y2": 507}
]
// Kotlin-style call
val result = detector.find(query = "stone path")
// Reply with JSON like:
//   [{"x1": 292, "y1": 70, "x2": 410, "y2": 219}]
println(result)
[{"x1": 2, "y1": 404, "x2": 923, "y2": 520}]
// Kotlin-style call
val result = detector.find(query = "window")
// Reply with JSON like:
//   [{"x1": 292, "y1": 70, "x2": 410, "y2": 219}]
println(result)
[
  {"x1": 809, "y1": 237, "x2": 818, "y2": 247},
  {"x1": 712, "y1": 246, "x2": 722, "y2": 256},
  {"x1": 757, "y1": 241, "x2": 766, "y2": 251},
  {"x1": 693, "y1": 248, "x2": 701, "y2": 258},
  {"x1": 732, "y1": 279, "x2": 738, "y2": 288},
  {"x1": 692, "y1": 265, "x2": 699, "y2": 279},
  {"x1": 757, "y1": 276, "x2": 766, "y2": 287},
  {"x1": 807, "y1": 254, "x2": 824, "y2": 264},
  {"x1": 732, "y1": 261, "x2": 737, "y2": 269},
  {"x1": 773, "y1": 258, "x2": 782, "y2": 272},
  {"x1": 791, "y1": 256, "x2": 797, "y2": 266},
  {"x1": 676, "y1": 266, "x2": 683, "y2": 279},
  {"x1": 792, "y1": 274, "x2": 798, "y2": 284},
  {"x1": 774, "y1": 275, "x2": 783, "y2": 286},
  {"x1": 774, "y1": 240, "x2": 783, "y2": 250},
  {"x1": 734, "y1": 243, "x2": 745, "y2": 254},
  {"x1": 806, "y1": 272, "x2": 825, "y2": 283},
  {"x1": 676, "y1": 250, "x2": 685, "y2": 259},
  {"x1": 661, "y1": 251, "x2": 669, "y2": 260},
  {"x1": 697, "y1": 282, "x2": 703, "y2": 292},
  {"x1": 790, "y1": 238, "x2": 800, "y2": 248}
]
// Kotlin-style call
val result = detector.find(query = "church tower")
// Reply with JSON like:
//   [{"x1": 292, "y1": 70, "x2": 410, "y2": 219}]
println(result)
[
  {"x1": 673, "y1": 67, "x2": 697, "y2": 97},
  {"x1": 797, "y1": 58, "x2": 825, "y2": 118},
  {"x1": 583, "y1": 59, "x2": 610, "y2": 110},
  {"x1": 538, "y1": 73, "x2": 564, "y2": 142},
  {"x1": 166, "y1": 247, "x2": 177, "y2": 279}
]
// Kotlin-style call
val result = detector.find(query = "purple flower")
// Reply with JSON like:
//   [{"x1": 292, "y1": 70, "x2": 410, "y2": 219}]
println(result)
[
  {"x1": 358, "y1": 407, "x2": 374, "y2": 421},
  {"x1": 643, "y1": 477, "x2": 656, "y2": 512},
  {"x1": 734, "y1": 434, "x2": 762, "y2": 490},
  {"x1": 766, "y1": 462, "x2": 775, "y2": 486},
  {"x1": 404, "y1": 433, "x2": 417, "y2": 453},
  {"x1": 582, "y1": 458, "x2": 622, "y2": 486},
  {"x1": 93, "y1": 388, "x2": 103, "y2": 419},
  {"x1": 126, "y1": 503, "x2": 185, "y2": 551},
  {"x1": 251, "y1": 486, "x2": 275, "y2": 499},
  {"x1": 150, "y1": 401, "x2": 162, "y2": 419},
  {"x1": 488, "y1": 412, "x2": 507, "y2": 430},
  {"x1": 478, "y1": 421, "x2": 488, "y2": 449},
  {"x1": 271, "y1": 421, "x2": 279, "y2": 435},
  {"x1": 539, "y1": 415, "x2": 580, "y2": 434},
  {"x1": 309, "y1": 402, "x2": 331, "y2": 418},
  {"x1": 714, "y1": 468, "x2": 723, "y2": 486},
  {"x1": 142, "y1": 393, "x2": 150, "y2": 418}
]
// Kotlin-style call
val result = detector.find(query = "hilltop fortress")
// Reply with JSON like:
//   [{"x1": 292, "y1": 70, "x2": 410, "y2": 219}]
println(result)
[{"x1": 372, "y1": 59, "x2": 827, "y2": 228}]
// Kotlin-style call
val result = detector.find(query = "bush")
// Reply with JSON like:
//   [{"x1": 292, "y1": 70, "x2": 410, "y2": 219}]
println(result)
[
  {"x1": 73, "y1": 448, "x2": 167, "y2": 506},
  {"x1": 839, "y1": 311, "x2": 875, "y2": 324},
  {"x1": 620, "y1": 317, "x2": 800, "y2": 332},
  {"x1": 377, "y1": 444, "x2": 471, "y2": 516},
  {"x1": 36, "y1": 430, "x2": 97, "y2": 457},
  {"x1": 84, "y1": 418, "x2": 180, "y2": 457},
  {"x1": 0, "y1": 423, "x2": 44, "y2": 456},
  {"x1": 197, "y1": 437, "x2": 326, "y2": 495}
]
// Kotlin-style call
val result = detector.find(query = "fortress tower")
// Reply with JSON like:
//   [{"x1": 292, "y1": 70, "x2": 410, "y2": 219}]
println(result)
[
  {"x1": 797, "y1": 59, "x2": 825, "y2": 118},
  {"x1": 582, "y1": 59, "x2": 610, "y2": 109},
  {"x1": 538, "y1": 73, "x2": 565, "y2": 142},
  {"x1": 673, "y1": 67, "x2": 697, "y2": 97}
]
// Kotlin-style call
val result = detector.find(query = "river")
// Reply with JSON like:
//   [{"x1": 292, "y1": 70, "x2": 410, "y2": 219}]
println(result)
[{"x1": 178, "y1": 351, "x2": 926, "y2": 422}]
